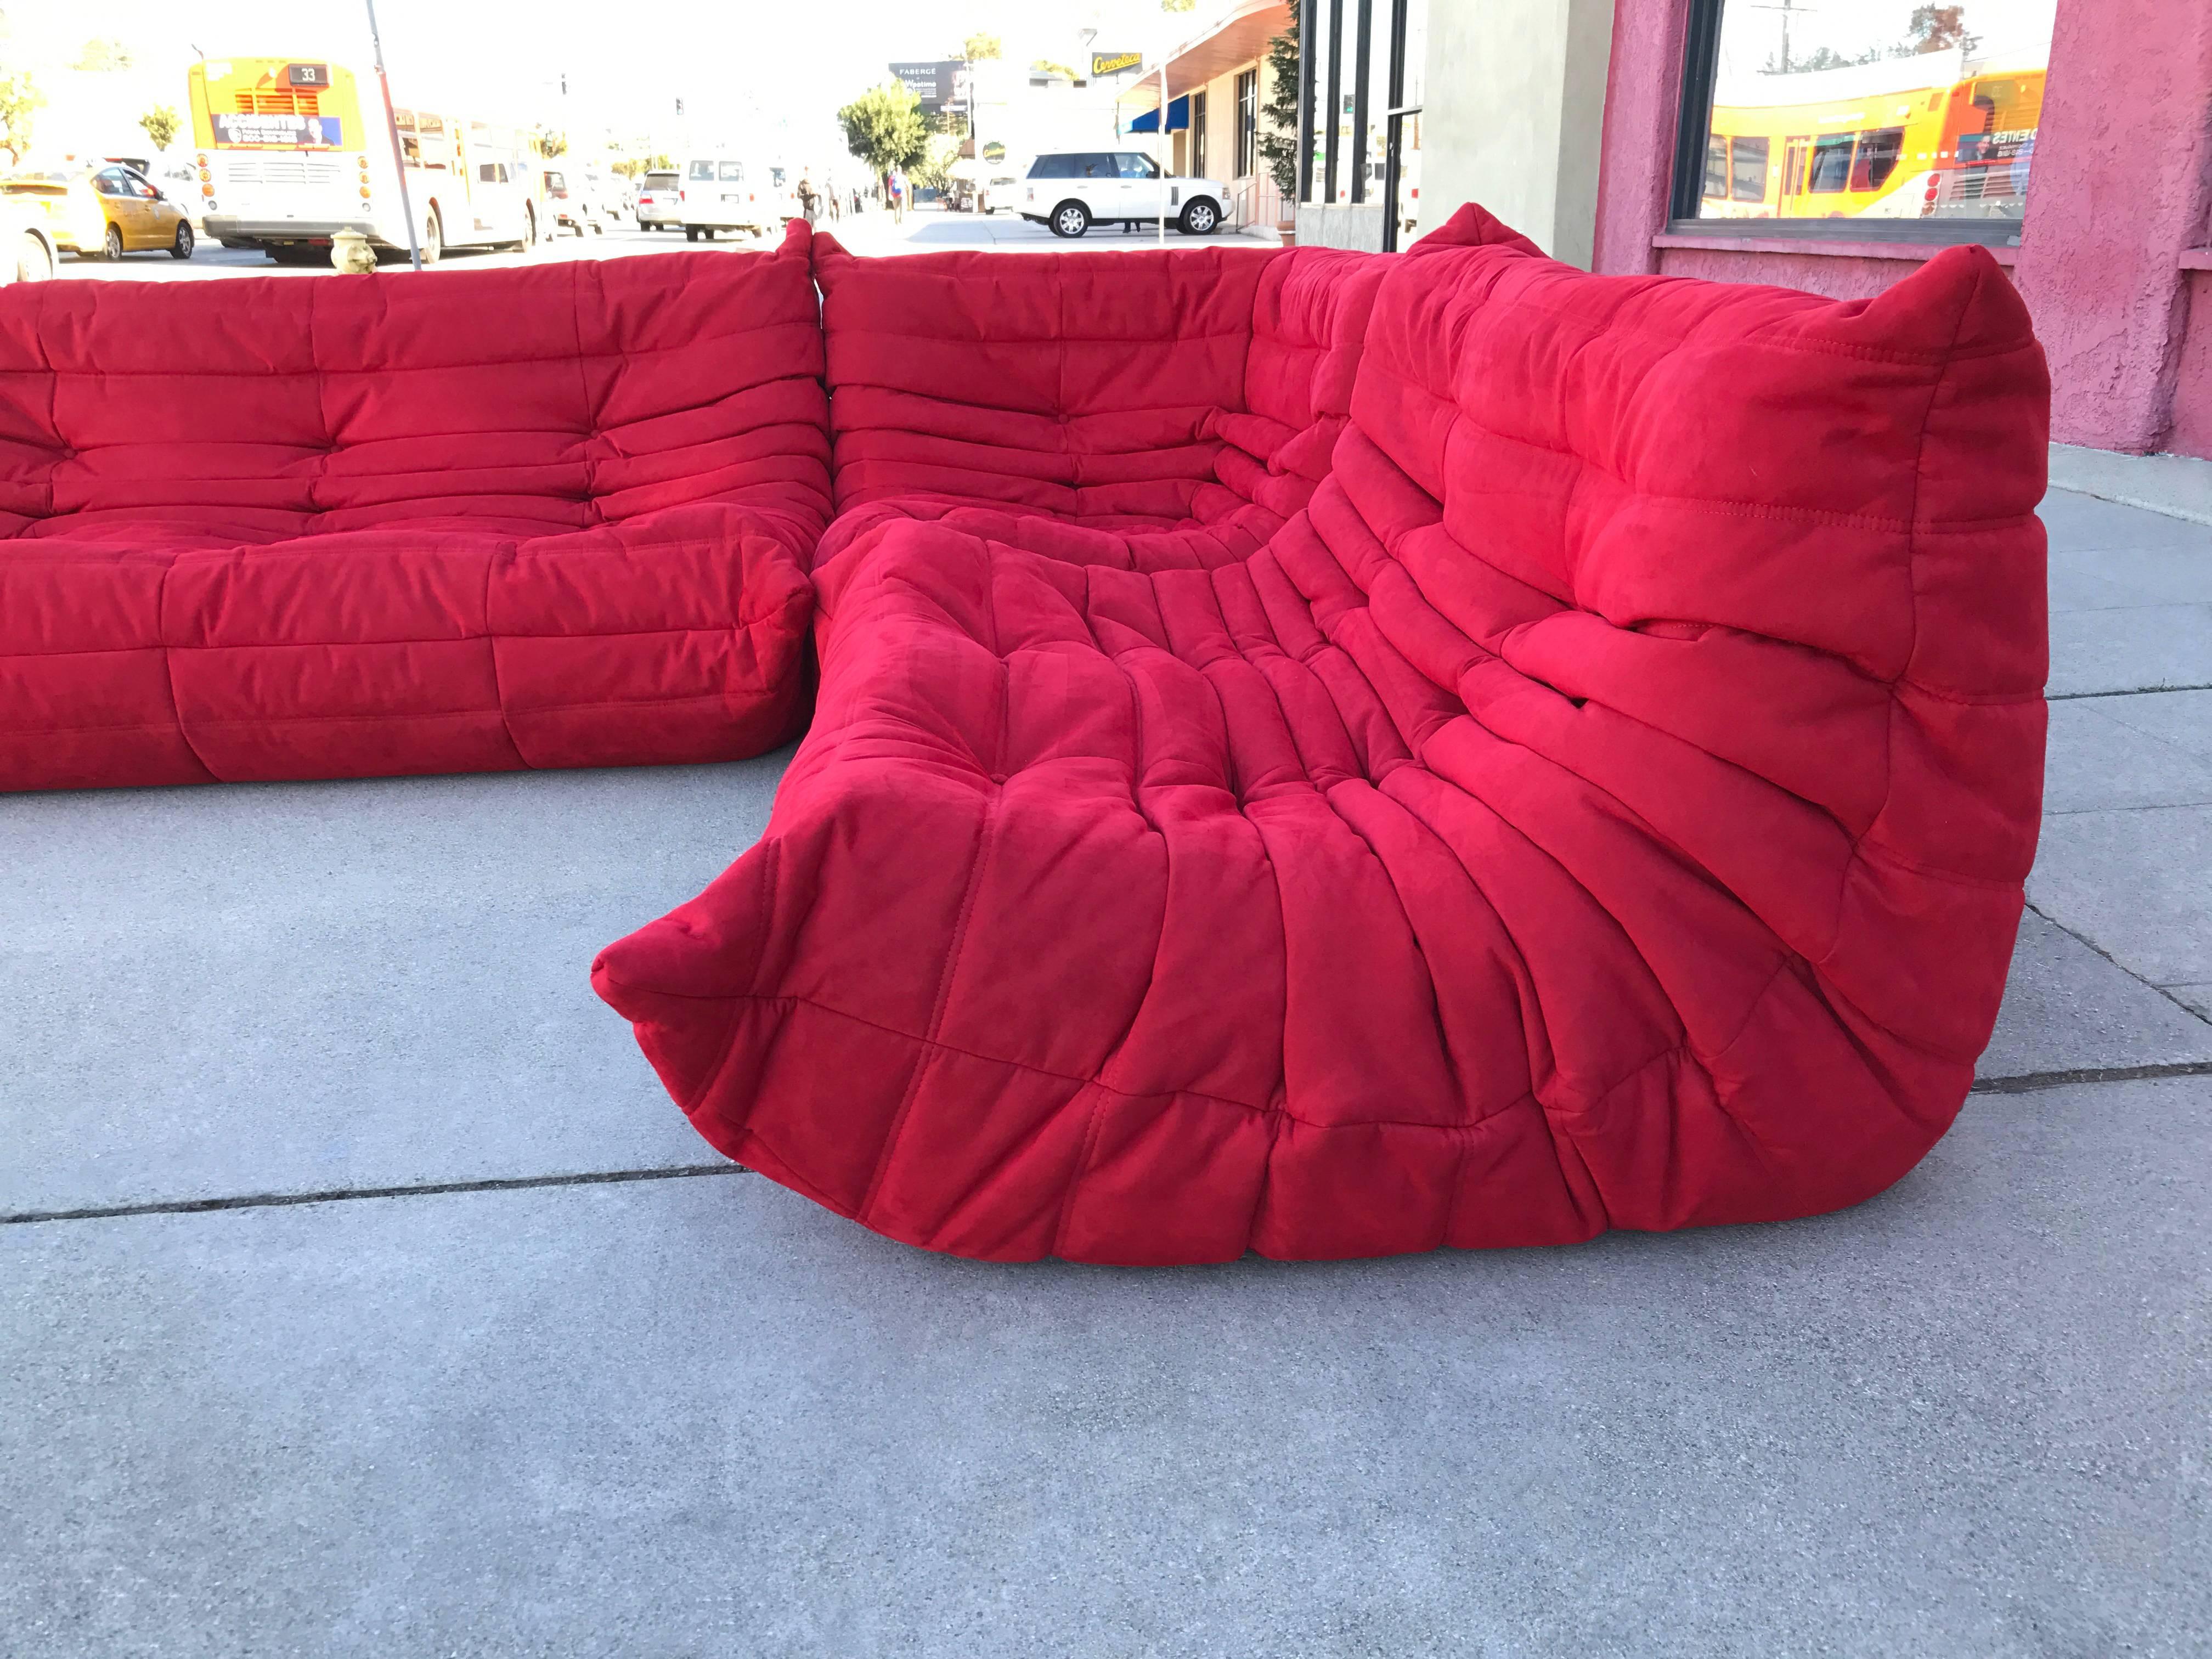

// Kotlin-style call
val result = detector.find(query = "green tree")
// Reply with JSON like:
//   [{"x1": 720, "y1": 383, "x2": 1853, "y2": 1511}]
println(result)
[
  {"x1": 138, "y1": 104, "x2": 180, "y2": 151},
  {"x1": 73, "y1": 38, "x2": 135, "y2": 72},
  {"x1": 1030, "y1": 59, "x2": 1078, "y2": 79},
  {"x1": 0, "y1": 70, "x2": 43, "y2": 160},
  {"x1": 1902, "y1": 4, "x2": 1978, "y2": 53},
  {"x1": 909, "y1": 131, "x2": 962, "y2": 193},
  {"x1": 962, "y1": 32, "x2": 1002, "y2": 61},
  {"x1": 837, "y1": 81, "x2": 931, "y2": 179},
  {"x1": 1256, "y1": 12, "x2": 1300, "y2": 198},
  {"x1": 534, "y1": 127, "x2": 567, "y2": 159}
]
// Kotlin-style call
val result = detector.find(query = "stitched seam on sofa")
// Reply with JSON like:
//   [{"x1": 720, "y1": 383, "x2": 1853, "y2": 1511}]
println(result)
[
  {"x1": 1854, "y1": 836, "x2": 2023, "y2": 891},
  {"x1": 163, "y1": 688, "x2": 776, "y2": 726},
  {"x1": 142, "y1": 588, "x2": 809, "y2": 653},
  {"x1": 486, "y1": 547, "x2": 517, "y2": 760},
  {"x1": 148, "y1": 553, "x2": 217, "y2": 780},
  {"x1": 617, "y1": 983, "x2": 1566, "y2": 1135},
  {"x1": 1390, "y1": 703, "x2": 1699, "y2": 1104},
  {"x1": 1848, "y1": 258, "x2": 1976, "y2": 889},
  {"x1": 1378, "y1": 769, "x2": 1558, "y2": 1109},
  {"x1": 1357, "y1": 361, "x2": 2025, "y2": 534},
  {"x1": 1049, "y1": 1081, "x2": 1114, "y2": 1260},
  {"x1": 854, "y1": 749, "x2": 1005, "y2": 1225}
]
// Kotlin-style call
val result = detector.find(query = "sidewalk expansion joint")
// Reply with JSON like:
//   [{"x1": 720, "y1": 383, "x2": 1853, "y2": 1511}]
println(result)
[
  {"x1": 2, "y1": 1162, "x2": 754, "y2": 1228},
  {"x1": 1971, "y1": 1058, "x2": 2212, "y2": 1095},
  {"x1": 2023, "y1": 899, "x2": 2212, "y2": 1028}
]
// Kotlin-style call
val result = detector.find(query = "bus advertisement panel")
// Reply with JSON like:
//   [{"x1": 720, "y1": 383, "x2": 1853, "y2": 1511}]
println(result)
[{"x1": 187, "y1": 55, "x2": 541, "y2": 263}]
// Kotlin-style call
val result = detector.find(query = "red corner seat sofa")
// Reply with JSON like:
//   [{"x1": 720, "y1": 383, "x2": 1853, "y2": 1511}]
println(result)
[
  {"x1": 0, "y1": 221, "x2": 826, "y2": 789},
  {"x1": 3, "y1": 207, "x2": 2052, "y2": 1266}
]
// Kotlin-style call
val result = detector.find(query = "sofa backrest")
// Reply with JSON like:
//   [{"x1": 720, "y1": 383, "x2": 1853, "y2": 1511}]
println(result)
[
  {"x1": 0, "y1": 222, "x2": 829, "y2": 550},
  {"x1": 1310, "y1": 204, "x2": 2049, "y2": 1070},
  {"x1": 815, "y1": 239, "x2": 1269, "y2": 523}
]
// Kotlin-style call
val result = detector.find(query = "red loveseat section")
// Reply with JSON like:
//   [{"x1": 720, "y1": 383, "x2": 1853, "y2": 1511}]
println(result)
[
  {"x1": 0, "y1": 223, "x2": 826, "y2": 791},
  {"x1": 595, "y1": 208, "x2": 2051, "y2": 1264}
]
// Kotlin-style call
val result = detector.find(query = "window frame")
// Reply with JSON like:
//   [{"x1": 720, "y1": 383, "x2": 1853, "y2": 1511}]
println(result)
[
  {"x1": 1235, "y1": 67, "x2": 1258, "y2": 179},
  {"x1": 1669, "y1": 0, "x2": 2025, "y2": 246}
]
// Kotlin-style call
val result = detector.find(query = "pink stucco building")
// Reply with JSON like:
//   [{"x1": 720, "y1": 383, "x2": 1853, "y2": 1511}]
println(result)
[{"x1": 1284, "y1": 0, "x2": 2211, "y2": 460}]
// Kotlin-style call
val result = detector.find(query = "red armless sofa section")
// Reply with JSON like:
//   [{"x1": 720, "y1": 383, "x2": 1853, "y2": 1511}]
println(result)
[
  {"x1": 594, "y1": 207, "x2": 2051, "y2": 1263},
  {"x1": 0, "y1": 221, "x2": 826, "y2": 790}
]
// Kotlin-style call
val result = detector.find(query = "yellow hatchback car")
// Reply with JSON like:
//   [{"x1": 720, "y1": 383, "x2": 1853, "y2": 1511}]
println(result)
[{"x1": 2, "y1": 162, "x2": 196, "y2": 261}]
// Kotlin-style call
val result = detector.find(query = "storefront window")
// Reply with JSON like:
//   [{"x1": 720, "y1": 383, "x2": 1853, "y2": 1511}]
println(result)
[{"x1": 1683, "y1": 0, "x2": 2053, "y2": 228}]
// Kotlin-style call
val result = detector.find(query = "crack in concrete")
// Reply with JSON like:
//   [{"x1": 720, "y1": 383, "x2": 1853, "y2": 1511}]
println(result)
[
  {"x1": 2048, "y1": 682, "x2": 2212, "y2": 701},
  {"x1": 2, "y1": 1162, "x2": 754, "y2": 1228},
  {"x1": 1970, "y1": 1059, "x2": 2212, "y2": 1095}
]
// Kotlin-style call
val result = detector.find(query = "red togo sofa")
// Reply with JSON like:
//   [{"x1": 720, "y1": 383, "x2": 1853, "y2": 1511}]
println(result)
[{"x1": 5, "y1": 207, "x2": 2052, "y2": 1265}]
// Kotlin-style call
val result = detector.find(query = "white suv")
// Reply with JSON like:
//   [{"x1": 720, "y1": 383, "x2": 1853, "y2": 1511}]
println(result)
[{"x1": 1019, "y1": 151, "x2": 1227, "y2": 238}]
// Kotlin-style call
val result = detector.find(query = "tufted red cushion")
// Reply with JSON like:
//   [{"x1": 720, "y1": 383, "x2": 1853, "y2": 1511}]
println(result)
[
  {"x1": 811, "y1": 238, "x2": 1384, "y2": 585},
  {"x1": 595, "y1": 206, "x2": 2050, "y2": 1264},
  {"x1": 0, "y1": 224, "x2": 827, "y2": 791}
]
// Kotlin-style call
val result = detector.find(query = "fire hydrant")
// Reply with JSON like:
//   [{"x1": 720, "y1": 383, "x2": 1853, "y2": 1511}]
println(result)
[{"x1": 330, "y1": 229, "x2": 377, "y2": 274}]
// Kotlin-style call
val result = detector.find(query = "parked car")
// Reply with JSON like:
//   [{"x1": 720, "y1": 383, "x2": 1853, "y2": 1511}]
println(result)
[
  {"x1": 982, "y1": 173, "x2": 1018, "y2": 213},
  {"x1": 678, "y1": 155, "x2": 776, "y2": 239},
  {"x1": 602, "y1": 176, "x2": 635, "y2": 226},
  {"x1": 1018, "y1": 150, "x2": 1226, "y2": 238},
  {"x1": 635, "y1": 170, "x2": 681, "y2": 229},
  {"x1": 1, "y1": 196, "x2": 58, "y2": 284},
  {"x1": 2, "y1": 162, "x2": 195, "y2": 260},
  {"x1": 540, "y1": 167, "x2": 602, "y2": 235}
]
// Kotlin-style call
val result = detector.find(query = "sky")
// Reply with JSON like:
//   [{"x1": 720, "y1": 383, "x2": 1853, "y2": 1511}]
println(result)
[
  {"x1": 1714, "y1": 0, "x2": 2059, "y2": 78},
  {"x1": 3, "y1": 0, "x2": 1209, "y2": 161}
]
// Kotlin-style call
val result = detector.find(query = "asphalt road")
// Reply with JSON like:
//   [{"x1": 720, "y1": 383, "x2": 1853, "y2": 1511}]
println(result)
[{"x1": 47, "y1": 205, "x2": 1272, "y2": 283}]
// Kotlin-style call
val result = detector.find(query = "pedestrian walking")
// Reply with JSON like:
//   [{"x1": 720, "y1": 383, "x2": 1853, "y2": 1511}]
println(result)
[
  {"x1": 887, "y1": 168, "x2": 905, "y2": 224},
  {"x1": 795, "y1": 167, "x2": 819, "y2": 228}
]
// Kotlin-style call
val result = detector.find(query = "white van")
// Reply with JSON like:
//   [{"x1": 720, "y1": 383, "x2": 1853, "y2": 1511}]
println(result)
[{"x1": 679, "y1": 156, "x2": 777, "y2": 239}]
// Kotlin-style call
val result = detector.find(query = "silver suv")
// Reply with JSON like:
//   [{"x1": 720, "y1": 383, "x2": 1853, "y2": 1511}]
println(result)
[{"x1": 1018, "y1": 151, "x2": 1227, "y2": 238}]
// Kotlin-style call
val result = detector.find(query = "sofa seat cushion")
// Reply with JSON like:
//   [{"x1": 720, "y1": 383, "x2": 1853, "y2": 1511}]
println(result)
[
  {"x1": 0, "y1": 229, "x2": 828, "y2": 791},
  {"x1": 596, "y1": 212, "x2": 2049, "y2": 1265}
]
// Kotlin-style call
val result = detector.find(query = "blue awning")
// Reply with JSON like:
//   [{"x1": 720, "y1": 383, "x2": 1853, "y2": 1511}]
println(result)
[{"x1": 1124, "y1": 94, "x2": 1190, "y2": 134}]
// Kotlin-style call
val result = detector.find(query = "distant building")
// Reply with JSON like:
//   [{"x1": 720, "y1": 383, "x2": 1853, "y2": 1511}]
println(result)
[{"x1": 1116, "y1": 1, "x2": 1294, "y2": 232}]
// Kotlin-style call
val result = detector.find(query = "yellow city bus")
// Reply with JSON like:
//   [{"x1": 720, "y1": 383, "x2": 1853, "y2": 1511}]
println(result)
[
  {"x1": 1700, "y1": 53, "x2": 2044, "y2": 223},
  {"x1": 187, "y1": 55, "x2": 543, "y2": 263}
]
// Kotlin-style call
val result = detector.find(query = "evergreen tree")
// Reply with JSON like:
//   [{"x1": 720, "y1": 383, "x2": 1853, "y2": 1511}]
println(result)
[{"x1": 1255, "y1": 12, "x2": 1301, "y2": 199}]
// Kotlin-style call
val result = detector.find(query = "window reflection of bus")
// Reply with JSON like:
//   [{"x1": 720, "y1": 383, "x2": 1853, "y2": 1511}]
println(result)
[
  {"x1": 187, "y1": 55, "x2": 544, "y2": 263},
  {"x1": 1700, "y1": 53, "x2": 2044, "y2": 223}
]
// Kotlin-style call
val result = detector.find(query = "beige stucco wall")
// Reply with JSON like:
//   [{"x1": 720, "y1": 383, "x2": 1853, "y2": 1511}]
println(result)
[{"x1": 1417, "y1": 0, "x2": 1617, "y2": 266}]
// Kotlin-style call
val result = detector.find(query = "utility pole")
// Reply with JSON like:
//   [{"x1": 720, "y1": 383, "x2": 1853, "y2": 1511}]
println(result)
[
  {"x1": 363, "y1": 0, "x2": 421, "y2": 269},
  {"x1": 1748, "y1": 0, "x2": 1818, "y2": 74}
]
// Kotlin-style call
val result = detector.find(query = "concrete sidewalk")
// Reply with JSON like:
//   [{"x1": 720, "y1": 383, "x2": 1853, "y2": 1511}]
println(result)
[{"x1": 4, "y1": 488, "x2": 2208, "y2": 1656}]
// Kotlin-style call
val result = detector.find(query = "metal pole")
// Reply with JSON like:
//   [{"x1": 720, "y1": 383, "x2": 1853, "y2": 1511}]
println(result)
[
  {"x1": 1380, "y1": 0, "x2": 1408, "y2": 251},
  {"x1": 1350, "y1": 0, "x2": 1372, "y2": 204},
  {"x1": 1158, "y1": 62, "x2": 1169, "y2": 245},
  {"x1": 364, "y1": 0, "x2": 421, "y2": 270}
]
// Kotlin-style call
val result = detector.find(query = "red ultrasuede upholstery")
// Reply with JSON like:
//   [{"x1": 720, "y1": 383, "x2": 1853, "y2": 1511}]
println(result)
[
  {"x1": 595, "y1": 206, "x2": 2051, "y2": 1263},
  {"x1": 0, "y1": 221, "x2": 826, "y2": 789}
]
